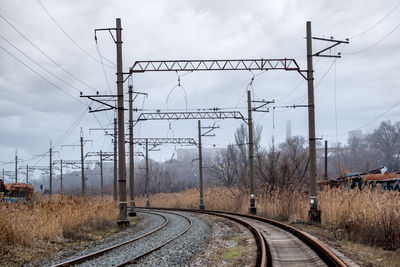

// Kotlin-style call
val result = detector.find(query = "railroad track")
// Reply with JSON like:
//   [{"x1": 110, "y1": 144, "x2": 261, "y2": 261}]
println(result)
[
  {"x1": 51, "y1": 208, "x2": 346, "y2": 267},
  {"x1": 51, "y1": 210, "x2": 191, "y2": 267},
  {"x1": 141, "y1": 207, "x2": 347, "y2": 267}
]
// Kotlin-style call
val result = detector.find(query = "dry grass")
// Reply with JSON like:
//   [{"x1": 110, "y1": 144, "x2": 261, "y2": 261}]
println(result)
[
  {"x1": 0, "y1": 194, "x2": 117, "y2": 263},
  {"x1": 136, "y1": 185, "x2": 400, "y2": 250}
]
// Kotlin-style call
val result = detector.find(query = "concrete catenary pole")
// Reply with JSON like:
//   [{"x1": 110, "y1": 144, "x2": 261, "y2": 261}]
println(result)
[
  {"x1": 100, "y1": 150, "x2": 104, "y2": 198},
  {"x1": 306, "y1": 21, "x2": 321, "y2": 223},
  {"x1": 26, "y1": 164, "x2": 28, "y2": 184},
  {"x1": 198, "y1": 120, "x2": 205, "y2": 209},
  {"x1": 116, "y1": 18, "x2": 129, "y2": 226},
  {"x1": 145, "y1": 139, "x2": 150, "y2": 207},
  {"x1": 80, "y1": 130, "x2": 85, "y2": 196},
  {"x1": 128, "y1": 85, "x2": 136, "y2": 216},
  {"x1": 49, "y1": 142, "x2": 52, "y2": 195},
  {"x1": 325, "y1": 140, "x2": 328, "y2": 180},
  {"x1": 113, "y1": 117, "x2": 118, "y2": 201},
  {"x1": 247, "y1": 90, "x2": 256, "y2": 214},
  {"x1": 15, "y1": 150, "x2": 17, "y2": 183},
  {"x1": 60, "y1": 159, "x2": 63, "y2": 194}
]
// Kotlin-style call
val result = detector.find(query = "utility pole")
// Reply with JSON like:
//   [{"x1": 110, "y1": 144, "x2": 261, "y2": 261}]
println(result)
[
  {"x1": 247, "y1": 90, "x2": 256, "y2": 214},
  {"x1": 197, "y1": 120, "x2": 205, "y2": 210},
  {"x1": 113, "y1": 117, "x2": 118, "y2": 201},
  {"x1": 49, "y1": 142, "x2": 53, "y2": 195},
  {"x1": 60, "y1": 159, "x2": 63, "y2": 194},
  {"x1": 80, "y1": 130, "x2": 85, "y2": 196},
  {"x1": 115, "y1": 18, "x2": 129, "y2": 226},
  {"x1": 62, "y1": 131, "x2": 92, "y2": 196},
  {"x1": 325, "y1": 140, "x2": 328, "y2": 180},
  {"x1": 100, "y1": 150, "x2": 104, "y2": 198},
  {"x1": 15, "y1": 150, "x2": 17, "y2": 183},
  {"x1": 307, "y1": 21, "x2": 320, "y2": 223},
  {"x1": 145, "y1": 139, "x2": 150, "y2": 207},
  {"x1": 26, "y1": 164, "x2": 28, "y2": 184},
  {"x1": 305, "y1": 21, "x2": 348, "y2": 223},
  {"x1": 128, "y1": 85, "x2": 136, "y2": 216}
]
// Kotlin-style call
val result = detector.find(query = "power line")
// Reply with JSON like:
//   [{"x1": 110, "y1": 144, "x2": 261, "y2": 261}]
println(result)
[
  {"x1": 0, "y1": 43, "x2": 87, "y2": 105},
  {"x1": 0, "y1": 33, "x2": 83, "y2": 93},
  {"x1": 35, "y1": 0, "x2": 115, "y2": 68},
  {"x1": 346, "y1": 23, "x2": 400, "y2": 55},
  {"x1": 324, "y1": 100, "x2": 400, "y2": 138},
  {"x1": 350, "y1": 0, "x2": 400, "y2": 39},
  {"x1": 95, "y1": 41, "x2": 113, "y2": 94},
  {"x1": 0, "y1": 13, "x2": 97, "y2": 92}
]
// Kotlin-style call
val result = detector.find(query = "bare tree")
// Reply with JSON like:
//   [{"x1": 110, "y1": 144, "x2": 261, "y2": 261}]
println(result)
[
  {"x1": 368, "y1": 121, "x2": 400, "y2": 170},
  {"x1": 210, "y1": 144, "x2": 240, "y2": 187}
]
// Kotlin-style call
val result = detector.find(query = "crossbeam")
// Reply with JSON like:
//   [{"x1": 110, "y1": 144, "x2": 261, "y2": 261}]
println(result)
[
  {"x1": 53, "y1": 160, "x2": 99, "y2": 169},
  {"x1": 129, "y1": 59, "x2": 304, "y2": 78},
  {"x1": 136, "y1": 111, "x2": 245, "y2": 122},
  {"x1": 132, "y1": 138, "x2": 197, "y2": 146}
]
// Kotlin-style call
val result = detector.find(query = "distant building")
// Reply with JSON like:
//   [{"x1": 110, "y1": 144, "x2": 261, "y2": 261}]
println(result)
[
  {"x1": 348, "y1": 130, "x2": 369, "y2": 149},
  {"x1": 286, "y1": 120, "x2": 292, "y2": 140},
  {"x1": 348, "y1": 130, "x2": 362, "y2": 140}
]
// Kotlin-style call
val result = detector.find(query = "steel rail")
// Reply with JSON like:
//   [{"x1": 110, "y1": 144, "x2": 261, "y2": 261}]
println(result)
[
  {"x1": 139, "y1": 207, "x2": 346, "y2": 267},
  {"x1": 197, "y1": 210, "x2": 268, "y2": 267},
  {"x1": 115, "y1": 210, "x2": 193, "y2": 266},
  {"x1": 51, "y1": 211, "x2": 168, "y2": 267}
]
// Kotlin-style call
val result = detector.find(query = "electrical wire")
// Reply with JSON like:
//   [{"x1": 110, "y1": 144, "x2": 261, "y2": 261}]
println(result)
[
  {"x1": 0, "y1": 33, "x2": 84, "y2": 94},
  {"x1": 166, "y1": 71, "x2": 189, "y2": 111},
  {"x1": 95, "y1": 40, "x2": 113, "y2": 95},
  {"x1": 0, "y1": 13, "x2": 97, "y2": 92},
  {"x1": 345, "y1": 23, "x2": 400, "y2": 55},
  {"x1": 324, "y1": 100, "x2": 400, "y2": 138},
  {"x1": 350, "y1": 0, "x2": 400, "y2": 39},
  {"x1": 0, "y1": 44, "x2": 87, "y2": 105},
  {"x1": 35, "y1": 0, "x2": 115, "y2": 68}
]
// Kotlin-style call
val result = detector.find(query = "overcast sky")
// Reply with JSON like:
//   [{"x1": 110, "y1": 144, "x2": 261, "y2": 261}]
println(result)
[{"x1": 1, "y1": 0, "x2": 399, "y2": 178}]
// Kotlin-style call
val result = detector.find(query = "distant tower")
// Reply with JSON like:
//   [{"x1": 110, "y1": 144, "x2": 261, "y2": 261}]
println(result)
[{"x1": 286, "y1": 121, "x2": 292, "y2": 140}]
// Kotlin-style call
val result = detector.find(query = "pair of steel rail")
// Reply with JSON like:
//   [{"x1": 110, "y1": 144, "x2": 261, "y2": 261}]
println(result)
[{"x1": 53, "y1": 208, "x2": 346, "y2": 267}]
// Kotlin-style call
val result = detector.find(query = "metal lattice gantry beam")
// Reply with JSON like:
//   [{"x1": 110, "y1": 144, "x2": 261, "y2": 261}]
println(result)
[
  {"x1": 132, "y1": 138, "x2": 197, "y2": 146},
  {"x1": 136, "y1": 111, "x2": 246, "y2": 123},
  {"x1": 53, "y1": 160, "x2": 99, "y2": 169},
  {"x1": 129, "y1": 58, "x2": 306, "y2": 79}
]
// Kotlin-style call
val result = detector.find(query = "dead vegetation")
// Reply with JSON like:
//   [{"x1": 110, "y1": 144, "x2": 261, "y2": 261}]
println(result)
[
  {"x1": 136, "y1": 185, "x2": 400, "y2": 250},
  {"x1": 0, "y1": 194, "x2": 117, "y2": 265}
]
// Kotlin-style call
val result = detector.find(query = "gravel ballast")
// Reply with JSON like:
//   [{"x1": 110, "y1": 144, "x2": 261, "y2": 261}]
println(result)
[
  {"x1": 69, "y1": 210, "x2": 209, "y2": 266},
  {"x1": 39, "y1": 212, "x2": 166, "y2": 267},
  {"x1": 132, "y1": 211, "x2": 210, "y2": 267}
]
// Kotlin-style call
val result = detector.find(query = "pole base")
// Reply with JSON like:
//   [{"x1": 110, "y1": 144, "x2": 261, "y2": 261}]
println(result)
[
  {"x1": 199, "y1": 204, "x2": 205, "y2": 210},
  {"x1": 117, "y1": 220, "x2": 130, "y2": 228},
  {"x1": 128, "y1": 211, "x2": 136, "y2": 217},
  {"x1": 129, "y1": 201, "x2": 136, "y2": 217},
  {"x1": 249, "y1": 206, "x2": 257, "y2": 215},
  {"x1": 308, "y1": 209, "x2": 321, "y2": 224}
]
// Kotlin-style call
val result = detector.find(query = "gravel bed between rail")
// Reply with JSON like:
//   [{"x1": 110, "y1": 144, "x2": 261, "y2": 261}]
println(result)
[
  {"x1": 79, "y1": 210, "x2": 205, "y2": 266},
  {"x1": 132, "y1": 211, "x2": 210, "y2": 267},
  {"x1": 38, "y1": 212, "x2": 165, "y2": 267}
]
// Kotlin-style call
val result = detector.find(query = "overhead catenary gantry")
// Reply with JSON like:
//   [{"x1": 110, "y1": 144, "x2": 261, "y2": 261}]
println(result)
[
  {"x1": 128, "y1": 58, "x2": 306, "y2": 78},
  {"x1": 135, "y1": 111, "x2": 246, "y2": 125},
  {"x1": 94, "y1": 18, "x2": 347, "y2": 225},
  {"x1": 126, "y1": 23, "x2": 348, "y2": 222}
]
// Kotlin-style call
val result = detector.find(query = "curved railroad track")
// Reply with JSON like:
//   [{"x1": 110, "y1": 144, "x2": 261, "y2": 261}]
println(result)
[
  {"x1": 140, "y1": 207, "x2": 347, "y2": 267},
  {"x1": 51, "y1": 210, "x2": 190, "y2": 267},
  {"x1": 51, "y1": 208, "x2": 346, "y2": 267}
]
